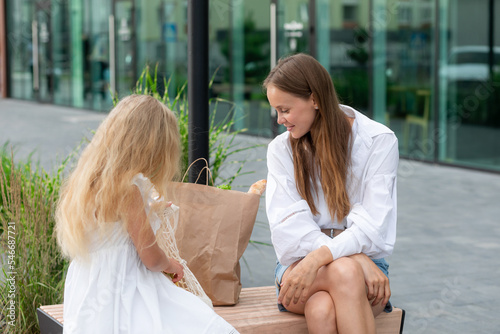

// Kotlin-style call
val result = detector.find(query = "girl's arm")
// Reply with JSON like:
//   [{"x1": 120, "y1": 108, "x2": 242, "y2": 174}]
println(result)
[{"x1": 124, "y1": 187, "x2": 183, "y2": 281}]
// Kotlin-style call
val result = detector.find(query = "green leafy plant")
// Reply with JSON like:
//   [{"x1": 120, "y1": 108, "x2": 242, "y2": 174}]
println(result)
[
  {"x1": 0, "y1": 148, "x2": 71, "y2": 333},
  {"x1": 126, "y1": 64, "x2": 263, "y2": 187}
]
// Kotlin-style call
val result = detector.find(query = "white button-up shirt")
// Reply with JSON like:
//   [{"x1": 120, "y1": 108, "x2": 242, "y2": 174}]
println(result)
[{"x1": 266, "y1": 105, "x2": 399, "y2": 266}]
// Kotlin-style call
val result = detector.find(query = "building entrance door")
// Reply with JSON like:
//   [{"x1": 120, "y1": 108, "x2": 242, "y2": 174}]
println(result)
[
  {"x1": 32, "y1": 1, "x2": 53, "y2": 103},
  {"x1": 275, "y1": 0, "x2": 310, "y2": 59},
  {"x1": 268, "y1": 0, "x2": 311, "y2": 136},
  {"x1": 113, "y1": 0, "x2": 137, "y2": 97},
  {"x1": 32, "y1": 0, "x2": 71, "y2": 104}
]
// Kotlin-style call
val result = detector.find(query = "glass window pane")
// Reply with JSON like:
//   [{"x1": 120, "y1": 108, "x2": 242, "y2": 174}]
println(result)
[
  {"x1": 278, "y1": 0, "x2": 309, "y2": 57},
  {"x1": 114, "y1": 0, "x2": 135, "y2": 98},
  {"x1": 373, "y1": 0, "x2": 435, "y2": 160},
  {"x1": 6, "y1": 0, "x2": 35, "y2": 101},
  {"x1": 209, "y1": 0, "x2": 272, "y2": 137},
  {"x1": 316, "y1": 0, "x2": 370, "y2": 114},
  {"x1": 133, "y1": 0, "x2": 187, "y2": 103},
  {"x1": 82, "y1": 0, "x2": 112, "y2": 111},
  {"x1": 438, "y1": 0, "x2": 500, "y2": 171},
  {"x1": 70, "y1": 0, "x2": 85, "y2": 108},
  {"x1": 51, "y1": 0, "x2": 72, "y2": 106}
]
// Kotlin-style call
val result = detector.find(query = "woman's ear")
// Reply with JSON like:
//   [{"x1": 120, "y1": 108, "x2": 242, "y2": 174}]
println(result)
[{"x1": 311, "y1": 93, "x2": 319, "y2": 110}]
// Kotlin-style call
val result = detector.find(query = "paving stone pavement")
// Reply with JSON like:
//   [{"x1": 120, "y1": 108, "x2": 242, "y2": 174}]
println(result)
[{"x1": 1, "y1": 98, "x2": 500, "y2": 333}]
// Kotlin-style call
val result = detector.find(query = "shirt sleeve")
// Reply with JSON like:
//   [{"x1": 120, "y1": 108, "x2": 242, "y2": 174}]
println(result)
[
  {"x1": 318, "y1": 134, "x2": 399, "y2": 260},
  {"x1": 266, "y1": 138, "x2": 333, "y2": 266}
]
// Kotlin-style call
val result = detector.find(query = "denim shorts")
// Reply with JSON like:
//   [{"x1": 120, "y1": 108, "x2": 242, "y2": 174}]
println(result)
[{"x1": 274, "y1": 257, "x2": 393, "y2": 313}]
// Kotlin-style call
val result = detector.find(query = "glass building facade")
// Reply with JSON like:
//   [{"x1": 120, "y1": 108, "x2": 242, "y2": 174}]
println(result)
[{"x1": 2, "y1": 0, "x2": 500, "y2": 172}]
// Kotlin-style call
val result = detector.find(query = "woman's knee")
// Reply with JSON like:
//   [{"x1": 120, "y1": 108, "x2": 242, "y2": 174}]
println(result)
[{"x1": 325, "y1": 257, "x2": 365, "y2": 291}]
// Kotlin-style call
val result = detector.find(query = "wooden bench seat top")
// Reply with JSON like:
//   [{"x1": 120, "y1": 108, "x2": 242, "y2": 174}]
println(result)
[{"x1": 38, "y1": 286, "x2": 404, "y2": 334}]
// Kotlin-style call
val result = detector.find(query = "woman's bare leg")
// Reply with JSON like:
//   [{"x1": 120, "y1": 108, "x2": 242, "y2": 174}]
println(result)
[
  {"x1": 304, "y1": 291, "x2": 337, "y2": 334},
  {"x1": 283, "y1": 257, "x2": 386, "y2": 334}
]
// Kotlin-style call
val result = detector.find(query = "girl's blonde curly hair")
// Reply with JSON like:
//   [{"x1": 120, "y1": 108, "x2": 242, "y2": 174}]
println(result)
[{"x1": 56, "y1": 94, "x2": 181, "y2": 260}]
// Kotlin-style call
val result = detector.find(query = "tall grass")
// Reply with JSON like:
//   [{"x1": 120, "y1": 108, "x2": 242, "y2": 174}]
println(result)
[
  {"x1": 129, "y1": 64, "x2": 262, "y2": 187},
  {"x1": 0, "y1": 147, "x2": 70, "y2": 333}
]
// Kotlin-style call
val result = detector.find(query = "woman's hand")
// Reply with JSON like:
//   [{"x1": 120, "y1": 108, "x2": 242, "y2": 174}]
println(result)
[
  {"x1": 350, "y1": 253, "x2": 391, "y2": 307},
  {"x1": 163, "y1": 259, "x2": 184, "y2": 283},
  {"x1": 279, "y1": 246, "x2": 332, "y2": 307}
]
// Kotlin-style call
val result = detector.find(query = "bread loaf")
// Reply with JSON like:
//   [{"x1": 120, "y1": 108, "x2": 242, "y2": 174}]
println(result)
[{"x1": 248, "y1": 179, "x2": 267, "y2": 196}]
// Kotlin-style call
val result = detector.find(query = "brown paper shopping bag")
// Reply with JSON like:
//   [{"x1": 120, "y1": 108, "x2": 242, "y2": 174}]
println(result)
[{"x1": 171, "y1": 182, "x2": 260, "y2": 305}]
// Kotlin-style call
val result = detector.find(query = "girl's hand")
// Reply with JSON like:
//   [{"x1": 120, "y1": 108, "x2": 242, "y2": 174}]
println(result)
[
  {"x1": 151, "y1": 200, "x2": 173, "y2": 213},
  {"x1": 350, "y1": 253, "x2": 391, "y2": 307},
  {"x1": 161, "y1": 200, "x2": 173, "y2": 210},
  {"x1": 278, "y1": 246, "x2": 332, "y2": 307},
  {"x1": 163, "y1": 259, "x2": 184, "y2": 283}
]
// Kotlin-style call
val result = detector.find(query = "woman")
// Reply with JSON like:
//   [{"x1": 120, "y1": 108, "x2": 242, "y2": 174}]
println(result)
[{"x1": 264, "y1": 53, "x2": 398, "y2": 334}]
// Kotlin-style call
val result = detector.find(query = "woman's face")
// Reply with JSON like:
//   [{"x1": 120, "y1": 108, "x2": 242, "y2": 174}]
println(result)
[{"x1": 266, "y1": 84, "x2": 318, "y2": 139}]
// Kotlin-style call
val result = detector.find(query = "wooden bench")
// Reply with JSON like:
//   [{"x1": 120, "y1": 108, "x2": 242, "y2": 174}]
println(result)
[{"x1": 37, "y1": 286, "x2": 405, "y2": 333}]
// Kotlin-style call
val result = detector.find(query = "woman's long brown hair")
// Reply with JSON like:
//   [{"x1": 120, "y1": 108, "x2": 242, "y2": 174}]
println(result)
[{"x1": 264, "y1": 53, "x2": 352, "y2": 222}]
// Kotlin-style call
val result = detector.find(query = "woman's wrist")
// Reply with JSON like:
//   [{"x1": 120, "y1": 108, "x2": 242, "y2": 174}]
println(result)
[
  {"x1": 350, "y1": 252, "x2": 369, "y2": 263},
  {"x1": 308, "y1": 245, "x2": 333, "y2": 269}
]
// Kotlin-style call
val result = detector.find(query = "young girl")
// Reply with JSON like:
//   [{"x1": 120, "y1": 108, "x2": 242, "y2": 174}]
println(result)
[
  {"x1": 56, "y1": 95, "x2": 238, "y2": 334},
  {"x1": 264, "y1": 54, "x2": 398, "y2": 333}
]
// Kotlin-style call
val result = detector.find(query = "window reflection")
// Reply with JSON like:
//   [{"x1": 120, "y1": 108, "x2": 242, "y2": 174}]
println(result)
[
  {"x1": 440, "y1": 0, "x2": 500, "y2": 171},
  {"x1": 381, "y1": 0, "x2": 434, "y2": 158},
  {"x1": 210, "y1": 0, "x2": 272, "y2": 137},
  {"x1": 3, "y1": 0, "x2": 500, "y2": 172}
]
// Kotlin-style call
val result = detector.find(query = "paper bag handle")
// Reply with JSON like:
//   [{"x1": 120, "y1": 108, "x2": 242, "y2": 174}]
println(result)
[{"x1": 182, "y1": 158, "x2": 215, "y2": 186}]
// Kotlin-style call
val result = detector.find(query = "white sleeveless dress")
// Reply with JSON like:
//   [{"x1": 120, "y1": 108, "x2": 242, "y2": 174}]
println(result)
[{"x1": 63, "y1": 174, "x2": 238, "y2": 334}]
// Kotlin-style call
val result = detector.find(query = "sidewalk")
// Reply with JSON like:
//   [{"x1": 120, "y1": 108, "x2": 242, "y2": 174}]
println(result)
[{"x1": 1, "y1": 98, "x2": 500, "y2": 333}]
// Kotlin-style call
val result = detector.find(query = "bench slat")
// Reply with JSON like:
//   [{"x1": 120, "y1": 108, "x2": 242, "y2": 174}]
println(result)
[{"x1": 37, "y1": 286, "x2": 404, "y2": 334}]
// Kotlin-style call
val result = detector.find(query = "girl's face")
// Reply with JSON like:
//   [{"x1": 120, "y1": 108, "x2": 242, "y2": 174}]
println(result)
[{"x1": 266, "y1": 84, "x2": 318, "y2": 139}]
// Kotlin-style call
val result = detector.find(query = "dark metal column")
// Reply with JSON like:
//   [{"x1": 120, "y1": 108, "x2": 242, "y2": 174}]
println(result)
[
  {"x1": 308, "y1": 0, "x2": 316, "y2": 58},
  {"x1": 188, "y1": 0, "x2": 209, "y2": 184},
  {"x1": 488, "y1": 0, "x2": 495, "y2": 81}
]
